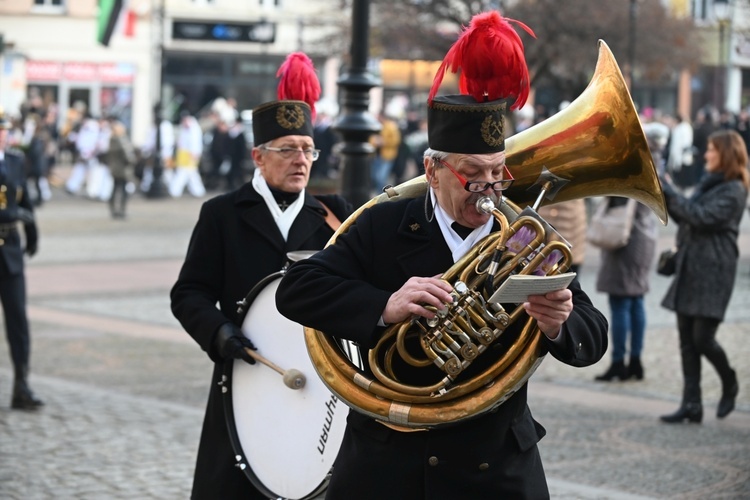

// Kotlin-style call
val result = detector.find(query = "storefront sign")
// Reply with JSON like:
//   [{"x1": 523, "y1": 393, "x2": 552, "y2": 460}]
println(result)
[
  {"x1": 26, "y1": 61, "x2": 135, "y2": 83},
  {"x1": 172, "y1": 20, "x2": 275, "y2": 44}
]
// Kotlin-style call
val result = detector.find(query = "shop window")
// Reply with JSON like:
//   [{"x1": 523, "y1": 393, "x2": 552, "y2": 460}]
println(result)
[{"x1": 33, "y1": 0, "x2": 65, "y2": 11}]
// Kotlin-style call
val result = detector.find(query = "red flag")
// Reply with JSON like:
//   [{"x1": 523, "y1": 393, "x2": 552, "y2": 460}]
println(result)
[{"x1": 123, "y1": 9, "x2": 136, "y2": 37}]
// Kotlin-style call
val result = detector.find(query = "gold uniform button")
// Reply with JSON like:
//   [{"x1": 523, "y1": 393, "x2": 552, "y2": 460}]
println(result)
[
  {"x1": 428, "y1": 456, "x2": 439, "y2": 466},
  {"x1": 478, "y1": 463, "x2": 490, "y2": 471}
]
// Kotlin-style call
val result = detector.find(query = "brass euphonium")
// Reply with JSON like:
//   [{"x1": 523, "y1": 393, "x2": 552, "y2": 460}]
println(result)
[{"x1": 304, "y1": 40, "x2": 667, "y2": 429}]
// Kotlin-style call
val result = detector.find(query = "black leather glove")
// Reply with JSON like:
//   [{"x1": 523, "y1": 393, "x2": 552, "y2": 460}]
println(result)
[
  {"x1": 214, "y1": 323, "x2": 256, "y2": 364},
  {"x1": 24, "y1": 224, "x2": 38, "y2": 257}
]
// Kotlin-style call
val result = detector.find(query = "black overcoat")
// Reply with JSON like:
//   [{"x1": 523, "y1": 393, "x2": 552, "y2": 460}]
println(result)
[
  {"x1": 0, "y1": 150, "x2": 37, "y2": 278},
  {"x1": 276, "y1": 196, "x2": 608, "y2": 500},
  {"x1": 661, "y1": 173, "x2": 748, "y2": 320},
  {"x1": 171, "y1": 182, "x2": 350, "y2": 500}
]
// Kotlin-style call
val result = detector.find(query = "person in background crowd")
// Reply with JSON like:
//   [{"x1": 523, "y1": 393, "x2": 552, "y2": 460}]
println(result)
[
  {"x1": 537, "y1": 200, "x2": 587, "y2": 275},
  {"x1": 734, "y1": 107, "x2": 750, "y2": 154},
  {"x1": 65, "y1": 111, "x2": 100, "y2": 196},
  {"x1": 593, "y1": 197, "x2": 657, "y2": 381},
  {"x1": 665, "y1": 114, "x2": 694, "y2": 187},
  {"x1": 170, "y1": 52, "x2": 351, "y2": 500},
  {"x1": 206, "y1": 117, "x2": 230, "y2": 191},
  {"x1": 689, "y1": 108, "x2": 718, "y2": 189},
  {"x1": 660, "y1": 129, "x2": 747, "y2": 424},
  {"x1": 0, "y1": 110, "x2": 42, "y2": 410},
  {"x1": 101, "y1": 118, "x2": 137, "y2": 219},
  {"x1": 276, "y1": 13, "x2": 608, "y2": 498},
  {"x1": 169, "y1": 111, "x2": 206, "y2": 198},
  {"x1": 226, "y1": 119, "x2": 247, "y2": 192},
  {"x1": 312, "y1": 110, "x2": 339, "y2": 179},
  {"x1": 370, "y1": 113, "x2": 402, "y2": 194},
  {"x1": 22, "y1": 113, "x2": 51, "y2": 207},
  {"x1": 140, "y1": 108, "x2": 175, "y2": 193}
]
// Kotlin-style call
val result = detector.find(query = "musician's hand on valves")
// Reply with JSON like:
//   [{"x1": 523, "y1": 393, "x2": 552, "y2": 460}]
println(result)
[
  {"x1": 214, "y1": 323, "x2": 257, "y2": 364},
  {"x1": 382, "y1": 275, "x2": 454, "y2": 325},
  {"x1": 523, "y1": 288, "x2": 573, "y2": 340}
]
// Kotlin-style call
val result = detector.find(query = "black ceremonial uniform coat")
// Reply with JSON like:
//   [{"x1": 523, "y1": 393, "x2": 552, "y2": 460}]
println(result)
[
  {"x1": 276, "y1": 196, "x2": 608, "y2": 500},
  {"x1": 170, "y1": 181, "x2": 350, "y2": 500},
  {"x1": 0, "y1": 149, "x2": 38, "y2": 370},
  {"x1": 0, "y1": 150, "x2": 36, "y2": 278}
]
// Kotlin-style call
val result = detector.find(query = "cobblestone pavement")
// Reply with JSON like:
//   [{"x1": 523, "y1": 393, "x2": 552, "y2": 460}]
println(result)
[{"x1": 0, "y1": 184, "x2": 748, "y2": 499}]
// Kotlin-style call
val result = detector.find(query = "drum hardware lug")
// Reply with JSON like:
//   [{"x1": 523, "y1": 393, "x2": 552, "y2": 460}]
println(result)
[
  {"x1": 219, "y1": 374, "x2": 228, "y2": 393},
  {"x1": 234, "y1": 455, "x2": 247, "y2": 470},
  {"x1": 236, "y1": 298, "x2": 248, "y2": 315}
]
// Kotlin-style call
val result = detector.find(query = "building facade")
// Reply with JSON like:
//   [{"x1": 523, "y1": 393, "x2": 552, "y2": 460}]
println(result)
[{"x1": 0, "y1": 0, "x2": 346, "y2": 146}]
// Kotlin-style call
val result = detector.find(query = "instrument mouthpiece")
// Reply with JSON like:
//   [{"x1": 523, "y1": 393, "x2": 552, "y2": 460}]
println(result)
[{"x1": 476, "y1": 197, "x2": 496, "y2": 215}]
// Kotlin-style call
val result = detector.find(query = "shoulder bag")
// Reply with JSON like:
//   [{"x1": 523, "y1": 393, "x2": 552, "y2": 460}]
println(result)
[{"x1": 587, "y1": 198, "x2": 637, "y2": 250}]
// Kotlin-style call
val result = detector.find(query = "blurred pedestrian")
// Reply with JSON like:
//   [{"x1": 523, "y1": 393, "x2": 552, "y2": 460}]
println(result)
[
  {"x1": 0, "y1": 110, "x2": 42, "y2": 410},
  {"x1": 665, "y1": 114, "x2": 694, "y2": 186},
  {"x1": 206, "y1": 118, "x2": 230, "y2": 191},
  {"x1": 169, "y1": 111, "x2": 205, "y2": 198},
  {"x1": 140, "y1": 108, "x2": 175, "y2": 193},
  {"x1": 370, "y1": 113, "x2": 401, "y2": 194},
  {"x1": 170, "y1": 52, "x2": 351, "y2": 499},
  {"x1": 660, "y1": 129, "x2": 748, "y2": 423},
  {"x1": 100, "y1": 118, "x2": 137, "y2": 219},
  {"x1": 538, "y1": 199, "x2": 588, "y2": 275},
  {"x1": 22, "y1": 113, "x2": 50, "y2": 206},
  {"x1": 593, "y1": 197, "x2": 657, "y2": 381},
  {"x1": 65, "y1": 111, "x2": 100, "y2": 195}
]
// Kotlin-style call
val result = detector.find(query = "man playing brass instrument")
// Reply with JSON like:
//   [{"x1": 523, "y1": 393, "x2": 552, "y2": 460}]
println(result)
[{"x1": 276, "y1": 12, "x2": 608, "y2": 499}]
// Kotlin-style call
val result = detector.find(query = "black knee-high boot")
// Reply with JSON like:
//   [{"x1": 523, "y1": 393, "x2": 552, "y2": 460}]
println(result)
[
  {"x1": 661, "y1": 375, "x2": 702, "y2": 423},
  {"x1": 718, "y1": 368, "x2": 739, "y2": 419},
  {"x1": 11, "y1": 365, "x2": 44, "y2": 410}
]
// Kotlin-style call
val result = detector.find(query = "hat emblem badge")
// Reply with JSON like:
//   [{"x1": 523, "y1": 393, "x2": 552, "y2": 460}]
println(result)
[
  {"x1": 481, "y1": 115, "x2": 505, "y2": 148},
  {"x1": 276, "y1": 104, "x2": 306, "y2": 130}
]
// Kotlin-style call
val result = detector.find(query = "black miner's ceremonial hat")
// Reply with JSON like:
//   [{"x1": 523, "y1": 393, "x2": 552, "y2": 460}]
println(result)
[
  {"x1": 427, "y1": 95, "x2": 508, "y2": 154},
  {"x1": 426, "y1": 11, "x2": 535, "y2": 155},
  {"x1": 252, "y1": 100, "x2": 314, "y2": 145}
]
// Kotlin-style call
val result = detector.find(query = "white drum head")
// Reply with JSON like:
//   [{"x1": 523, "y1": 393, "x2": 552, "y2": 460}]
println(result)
[{"x1": 226, "y1": 274, "x2": 347, "y2": 500}]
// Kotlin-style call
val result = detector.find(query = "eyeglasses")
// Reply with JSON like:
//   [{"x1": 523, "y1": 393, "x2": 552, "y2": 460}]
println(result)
[
  {"x1": 262, "y1": 146, "x2": 320, "y2": 161},
  {"x1": 435, "y1": 158, "x2": 514, "y2": 192}
]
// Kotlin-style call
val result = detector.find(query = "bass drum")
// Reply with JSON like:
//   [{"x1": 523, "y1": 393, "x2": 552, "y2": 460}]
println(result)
[{"x1": 223, "y1": 270, "x2": 349, "y2": 500}]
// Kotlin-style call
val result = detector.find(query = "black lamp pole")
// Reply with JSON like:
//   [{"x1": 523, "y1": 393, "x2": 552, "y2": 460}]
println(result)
[
  {"x1": 333, "y1": 0, "x2": 381, "y2": 208},
  {"x1": 627, "y1": 0, "x2": 637, "y2": 90},
  {"x1": 147, "y1": 0, "x2": 167, "y2": 199}
]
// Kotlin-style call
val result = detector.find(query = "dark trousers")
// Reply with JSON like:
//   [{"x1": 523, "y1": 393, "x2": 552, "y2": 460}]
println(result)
[
  {"x1": 0, "y1": 272, "x2": 30, "y2": 369},
  {"x1": 110, "y1": 178, "x2": 128, "y2": 216},
  {"x1": 676, "y1": 314, "x2": 734, "y2": 402}
]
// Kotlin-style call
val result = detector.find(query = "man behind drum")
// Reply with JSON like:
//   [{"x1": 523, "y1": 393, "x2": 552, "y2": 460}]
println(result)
[
  {"x1": 171, "y1": 52, "x2": 351, "y2": 500},
  {"x1": 276, "y1": 12, "x2": 608, "y2": 499}
]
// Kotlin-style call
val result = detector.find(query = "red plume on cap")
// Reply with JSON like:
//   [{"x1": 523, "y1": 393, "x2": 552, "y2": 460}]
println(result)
[
  {"x1": 276, "y1": 52, "x2": 322, "y2": 120},
  {"x1": 428, "y1": 11, "x2": 535, "y2": 110}
]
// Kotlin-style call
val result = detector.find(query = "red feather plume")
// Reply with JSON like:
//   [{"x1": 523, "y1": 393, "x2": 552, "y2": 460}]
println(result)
[
  {"x1": 276, "y1": 52, "x2": 321, "y2": 120},
  {"x1": 428, "y1": 11, "x2": 536, "y2": 110}
]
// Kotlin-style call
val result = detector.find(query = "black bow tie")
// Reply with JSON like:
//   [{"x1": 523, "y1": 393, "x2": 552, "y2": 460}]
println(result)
[{"x1": 451, "y1": 222, "x2": 474, "y2": 240}]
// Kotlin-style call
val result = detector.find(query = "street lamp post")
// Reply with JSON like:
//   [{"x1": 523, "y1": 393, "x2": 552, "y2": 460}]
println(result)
[
  {"x1": 147, "y1": 0, "x2": 167, "y2": 199},
  {"x1": 714, "y1": 0, "x2": 731, "y2": 111},
  {"x1": 627, "y1": 0, "x2": 638, "y2": 90},
  {"x1": 333, "y1": 0, "x2": 381, "y2": 208}
]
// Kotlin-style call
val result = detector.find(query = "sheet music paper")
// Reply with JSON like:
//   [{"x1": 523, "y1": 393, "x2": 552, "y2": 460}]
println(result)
[{"x1": 488, "y1": 272, "x2": 577, "y2": 304}]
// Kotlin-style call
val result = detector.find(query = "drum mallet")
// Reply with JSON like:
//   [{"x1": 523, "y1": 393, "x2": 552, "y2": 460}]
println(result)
[{"x1": 244, "y1": 348, "x2": 306, "y2": 389}]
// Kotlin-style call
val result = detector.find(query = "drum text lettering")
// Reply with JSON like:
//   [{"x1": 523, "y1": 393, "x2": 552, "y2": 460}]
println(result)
[{"x1": 317, "y1": 395, "x2": 339, "y2": 455}]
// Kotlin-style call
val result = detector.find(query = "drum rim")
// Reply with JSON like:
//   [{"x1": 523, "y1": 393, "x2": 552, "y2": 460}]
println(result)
[{"x1": 222, "y1": 272, "x2": 332, "y2": 500}]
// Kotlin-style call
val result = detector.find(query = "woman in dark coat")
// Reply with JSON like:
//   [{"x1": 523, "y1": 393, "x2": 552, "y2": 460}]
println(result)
[
  {"x1": 594, "y1": 198, "x2": 657, "y2": 381},
  {"x1": 660, "y1": 129, "x2": 749, "y2": 423}
]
